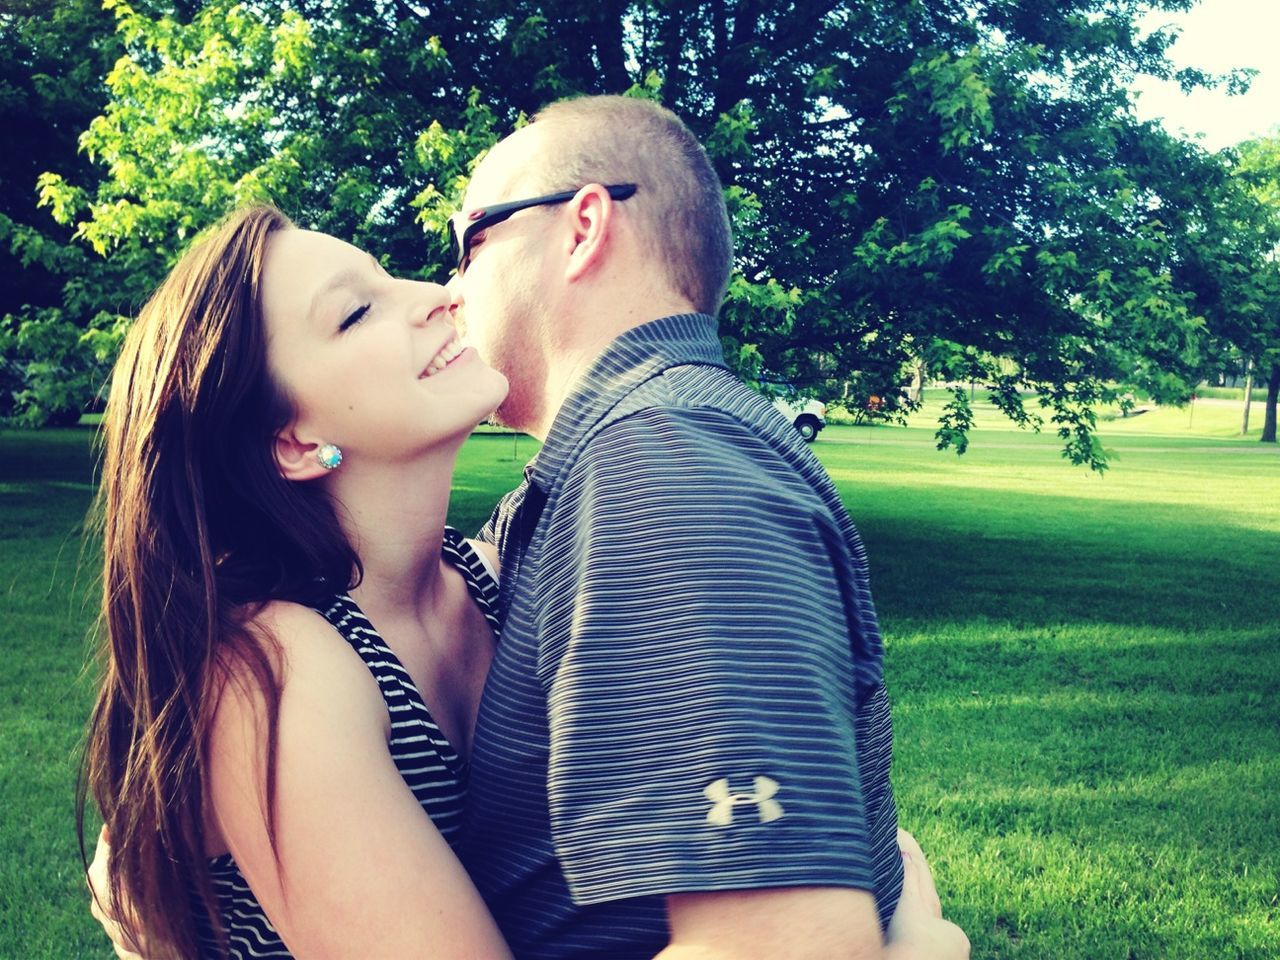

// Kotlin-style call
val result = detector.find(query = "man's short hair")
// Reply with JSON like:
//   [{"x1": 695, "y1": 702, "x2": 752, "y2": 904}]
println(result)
[{"x1": 530, "y1": 96, "x2": 733, "y2": 316}]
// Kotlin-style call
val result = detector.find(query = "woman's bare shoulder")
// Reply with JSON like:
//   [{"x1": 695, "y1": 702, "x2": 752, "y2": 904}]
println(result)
[{"x1": 211, "y1": 599, "x2": 383, "y2": 730}]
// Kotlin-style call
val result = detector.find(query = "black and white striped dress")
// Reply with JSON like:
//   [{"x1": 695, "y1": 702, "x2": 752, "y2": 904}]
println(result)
[{"x1": 195, "y1": 527, "x2": 499, "y2": 959}]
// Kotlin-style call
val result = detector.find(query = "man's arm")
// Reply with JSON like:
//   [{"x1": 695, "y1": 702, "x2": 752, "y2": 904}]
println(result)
[
  {"x1": 657, "y1": 832, "x2": 969, "y2": 960},
  {"x1": 660, "y1": 887, "x2": 885, "y2": 960},
  {"x1": 548, "y1": 409, "x2": 885, "y2": 903},
  {"x1": 547, "y1": 408, "x2": 966, "y2": 959}
]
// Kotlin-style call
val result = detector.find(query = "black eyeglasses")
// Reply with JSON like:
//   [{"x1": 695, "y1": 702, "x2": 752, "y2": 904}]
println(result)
[{"x1": 448, "y1": 183, "x2": 638, "y2": 273}]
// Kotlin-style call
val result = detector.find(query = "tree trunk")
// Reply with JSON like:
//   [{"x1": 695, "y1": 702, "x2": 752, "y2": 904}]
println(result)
[
  {"x1": 1262, "y1": 362, "x2": 1280, "y2": 444},
  {"x1": 1241, "y1": 359, "x2": 1253, "y2": 435},
  {"x1": 909, "y1": 361, "x2": 925, "y2": 404}
]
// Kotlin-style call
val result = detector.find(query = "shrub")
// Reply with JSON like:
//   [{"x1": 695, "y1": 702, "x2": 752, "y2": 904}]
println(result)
[{"x1": 0, "y1": 309, "x2": 125, "y2": 427}]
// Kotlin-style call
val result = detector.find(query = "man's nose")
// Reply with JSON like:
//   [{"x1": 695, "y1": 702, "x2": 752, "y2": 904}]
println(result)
[{"x1": 444, "y1": 274, "x2": 464, "y2": 325}]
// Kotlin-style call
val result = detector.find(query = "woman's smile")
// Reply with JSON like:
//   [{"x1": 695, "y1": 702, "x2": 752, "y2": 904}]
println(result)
[{"x1": 420, "y1": 330, "x2": 466, "y2": 379}]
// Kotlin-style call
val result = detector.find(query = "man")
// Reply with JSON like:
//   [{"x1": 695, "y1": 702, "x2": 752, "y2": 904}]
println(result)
[
  {"x1": 447, "y1": 95, "x2": 965, "y2": 959},
  {"x1": 89, "y1": 95, "x2": 967, "y2": 959}
]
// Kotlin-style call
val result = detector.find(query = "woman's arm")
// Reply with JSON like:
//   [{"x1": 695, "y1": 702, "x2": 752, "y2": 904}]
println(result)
[
  {"x1": 883, "y1": 829, "x2": 969, "y2": 960},
  {"x1": 87, "y1": 827, "x2": 169, "y2": 960},
  {"x1": 207, "y1": 601, "x2": 512, "y2": 959}
]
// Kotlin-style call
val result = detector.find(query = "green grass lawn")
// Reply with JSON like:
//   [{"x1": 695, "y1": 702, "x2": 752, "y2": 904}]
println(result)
[
  {"x1": 822, "y1": 412, "x2": 1279, "y2": 958},
  {"x1": 2, "y1": 404, "x2": 1277, "y2": 957}
]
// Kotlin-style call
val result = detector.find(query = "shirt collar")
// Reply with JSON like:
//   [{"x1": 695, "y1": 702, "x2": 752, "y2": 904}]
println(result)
[{"x1": 526, "y1": 313, "x2": 727, "y2": 490}]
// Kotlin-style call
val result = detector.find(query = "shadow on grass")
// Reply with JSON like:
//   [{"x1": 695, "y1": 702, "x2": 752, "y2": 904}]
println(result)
[{"x1": 851, "y1": 490, "x2": 1280, "y2": 633}]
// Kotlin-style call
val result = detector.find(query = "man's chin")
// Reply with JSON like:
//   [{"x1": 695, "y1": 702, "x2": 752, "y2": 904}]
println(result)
[
  {"x1": 492, "y1": 393, "x2": 538, "y2": 436},
  {"x1": 490, "y1": 401, "x2": 518, "y2": 430}
]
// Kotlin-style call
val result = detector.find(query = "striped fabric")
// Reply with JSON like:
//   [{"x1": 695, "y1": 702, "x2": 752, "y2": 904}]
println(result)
[
  {"x1": 194, "y1": 527, "x2": 499, "y2": 959},
  {"x1": 465, "y1": 314, "x2": 903, "y2": 960}
]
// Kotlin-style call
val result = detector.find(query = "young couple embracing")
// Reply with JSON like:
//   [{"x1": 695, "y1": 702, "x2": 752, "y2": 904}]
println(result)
[{"x1": 84, "y1": 95, "x2": 968, "y2": 960}]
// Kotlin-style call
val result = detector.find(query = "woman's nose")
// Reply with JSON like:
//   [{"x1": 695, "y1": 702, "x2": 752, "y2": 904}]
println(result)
[{"x1": 408, "y1": 280, "x2": 452, "y2": 327}]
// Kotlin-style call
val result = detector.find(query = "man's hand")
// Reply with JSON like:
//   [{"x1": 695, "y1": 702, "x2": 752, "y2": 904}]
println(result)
[
  {"x1": 883, "y1": 829, "x2": 970, "y2": 960},
  {"x1": 87, "y1": 826, "x2": 176, "y2": 960}
]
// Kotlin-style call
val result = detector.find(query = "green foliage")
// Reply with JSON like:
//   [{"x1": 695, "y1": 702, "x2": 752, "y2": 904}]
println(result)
[
  {"x1": 0, "y1": 309, "x2": 124, "y2": 425},
  {"x1": 0, "y1": 0, "x2": 122, "y2": 424},
  {"x1": 935, "y1": 386, "x2": 976, "y2": 456},
  {"x1": 44, "y1": 1, "x2": 410, "y2": 256},
  {"x1": 1226, "y1": 136, "x2": 1280, "y2": 368},
  {"x1": 615, "y1": 0, "x2": 1251, "y2": 469},
  {"x1": 1170, "y1": 131, "x2": 1280, "y2": 439},
  {"x1": 11, "y1": 0, "x2": 1280, "y2": 460},
  {"x1": 891, "y1": 47, "x2": 993, "y2": 152},
  {"x1": 36, "y1": 0, "x2": 503, "y2": 279},
  {"x1": 409, "y1": 90, "x2": 505, "y2": 249}
]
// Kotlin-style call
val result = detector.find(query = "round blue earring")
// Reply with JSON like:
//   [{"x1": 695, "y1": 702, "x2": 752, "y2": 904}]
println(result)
[{"x1": 316, "y1": 443, "x2": 343, "y2": 470}]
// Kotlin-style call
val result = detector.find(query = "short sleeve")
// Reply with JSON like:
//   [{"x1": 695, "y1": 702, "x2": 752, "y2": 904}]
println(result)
[{"x1": 543, "y1": 405, "x2": 883, "y2": 906}]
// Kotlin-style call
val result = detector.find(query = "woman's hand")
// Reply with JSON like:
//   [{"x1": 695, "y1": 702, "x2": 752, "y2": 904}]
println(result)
[
  {"x1": 884, "y1": 828, "x2": 970, "y2": 960},
  {"x1": 87, "y1": 826, "x2": 177, "y2": 960}
]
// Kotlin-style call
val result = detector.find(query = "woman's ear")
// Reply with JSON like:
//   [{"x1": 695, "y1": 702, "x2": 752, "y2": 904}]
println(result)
[{"x1": 274, "y1": 424, "x2": 332, "y2": 482}]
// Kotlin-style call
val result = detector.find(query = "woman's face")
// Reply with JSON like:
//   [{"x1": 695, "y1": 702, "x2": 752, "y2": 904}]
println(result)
[{"x1": 260, "y1": 228, "x2": 508, "y2": 464}]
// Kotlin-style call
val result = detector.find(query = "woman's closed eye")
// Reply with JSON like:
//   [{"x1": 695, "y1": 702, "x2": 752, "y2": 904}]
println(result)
[{"x1": 340, "y1": 303, "x2": 371, "y2": 332}]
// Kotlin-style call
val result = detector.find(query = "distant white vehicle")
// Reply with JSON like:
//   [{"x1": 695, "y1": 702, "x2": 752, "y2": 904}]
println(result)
[{"x1": 772, "y1": 396, "x2": 827, "y2": 442}]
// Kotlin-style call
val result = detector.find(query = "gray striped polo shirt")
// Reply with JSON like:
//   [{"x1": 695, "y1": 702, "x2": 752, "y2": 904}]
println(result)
[{"x1": 464, "y1": 313, "x2": 902, "y2": 959}]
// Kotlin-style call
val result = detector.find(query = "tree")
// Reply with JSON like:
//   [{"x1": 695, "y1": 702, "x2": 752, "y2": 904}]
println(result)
[
  {"x1": 1231, "y1": 135, "x2": 1280, "y2": 442},
  {"x1": 37, "y1": 0, "x2": 1260, "y2": 465},
  {"x1": 0, "y1": 0, "x2": 124, "y2": 423},
  {"x1": 28, "y1": 0, "x2": 510, "y2": 423},
  {"x1": 1175, "y1": 133, "x2": 1280, "y2": 443}
]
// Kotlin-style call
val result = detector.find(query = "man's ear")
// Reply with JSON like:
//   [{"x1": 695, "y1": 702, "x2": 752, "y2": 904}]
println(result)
[
  {"x1": 563, "y1": 184, "x2": 614, "y2": 283},
  {"x1": 274, "y1": 424, "x2": 331, "y2": 482}
]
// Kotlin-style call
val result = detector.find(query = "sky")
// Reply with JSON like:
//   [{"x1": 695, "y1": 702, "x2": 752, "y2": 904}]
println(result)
[{"x1": 1130, "y1": 0, "x2": 1280, "y2": 151}]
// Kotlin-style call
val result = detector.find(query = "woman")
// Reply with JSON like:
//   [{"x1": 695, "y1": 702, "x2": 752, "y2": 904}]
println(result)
[
  {"x1": 83, "y1": 204, "x2": 965, "y2": 959},
  {"x1": 82, "y1": 204, "x2": 513, "y2": 958}
]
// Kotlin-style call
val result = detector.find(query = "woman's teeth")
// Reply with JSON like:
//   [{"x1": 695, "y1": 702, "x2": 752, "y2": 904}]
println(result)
[{"x1": 421, "y1": 335, "x2": 464, "y2": 378}]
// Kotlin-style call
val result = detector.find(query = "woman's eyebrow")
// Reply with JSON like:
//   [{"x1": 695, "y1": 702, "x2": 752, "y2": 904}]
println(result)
[{"x1": 307, "y1": 256, "x2": 382, "y2": 322}]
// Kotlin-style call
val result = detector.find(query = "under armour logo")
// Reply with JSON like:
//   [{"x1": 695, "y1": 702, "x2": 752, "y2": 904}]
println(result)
[{"x1": 704, "y1": 776, "x2": 785, "y2": 826}]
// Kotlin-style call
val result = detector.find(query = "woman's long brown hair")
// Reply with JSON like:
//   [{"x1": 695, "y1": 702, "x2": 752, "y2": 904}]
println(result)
[{"x1": 78, "y1": 205, "x2": 361, "y2": 957}]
